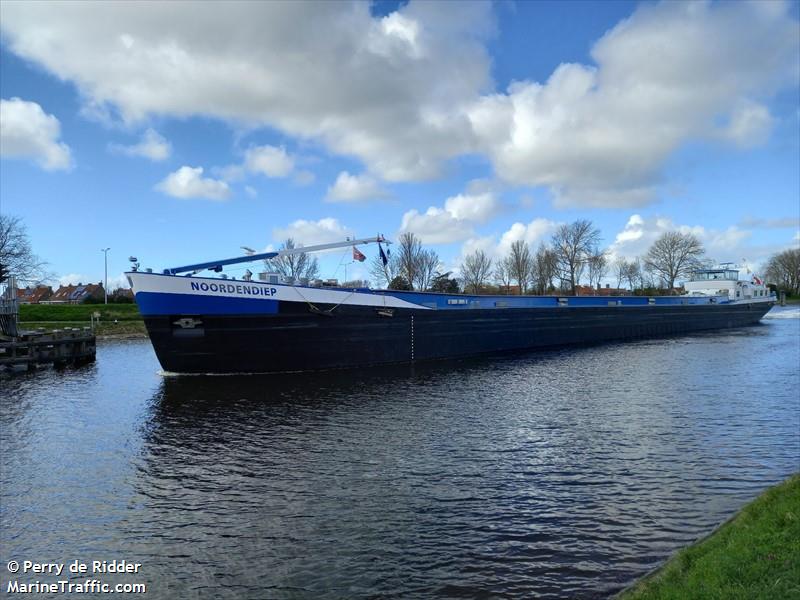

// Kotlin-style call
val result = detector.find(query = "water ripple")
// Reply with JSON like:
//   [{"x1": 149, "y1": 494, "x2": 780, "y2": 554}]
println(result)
[{"x1": 1, "y1": 312, "x2": 799, "y2": 598}]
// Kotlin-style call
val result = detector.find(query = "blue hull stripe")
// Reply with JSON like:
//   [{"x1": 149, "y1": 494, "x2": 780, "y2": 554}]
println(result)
[{"x1": 136, "y1": 292, "x2": 278, "y2": 316}]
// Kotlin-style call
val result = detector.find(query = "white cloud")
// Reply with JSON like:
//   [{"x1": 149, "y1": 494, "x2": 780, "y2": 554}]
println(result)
[
  {"x1": 58, "y1": 273, "x2": 94, "y2": 286},
  {"x1": 0, "y1": 97, "x2": 72, "y2": 170},
  {"x1": 460, "y1": 235, "x2": 497, "y2": 259},
  {"x1": 496, "y1": 218, "x2": 559, "y2": 257},
  {"x1": 244, "y1": 145, "x2": 294, "y2": 178},
  {"x1": 721, "y1": 100, "x2": 773, "y2": 147},
  {"x1": 0, "y1": 1, "x2": 492, "y2": 182},
  {"x1": 156, "y1": 166, "x2": 231, "y2": 200},
  {"x1": 325, "y1": 171, "x2": 389, "y2": 203},
  {"x1": 467, "y1": 1, "x2": 799, "y2": 207},
  {"x1": 444, "y1": 190, "x2": 499, "y2": 222},
  {"x1": 272, "y1": 217, "x2": 352, "y2": 246},
  {"x1": 400, "y1": 206, "x2": 475, "y2": 245},
  {"x1": 2, "y1": 2, "x2": 796, "y2": 201},
  {"x1": 453, "y1": 218, "x2": 557, "y2": 275},
  {"x1": 399, "y1": 181, "x2": 501, "y2": 244},
  {"x1": 244, "y1": 185, "x2": 257, "y2": 198},
  {"x1": 109, "y1": 128, "x2": 171, "y2": 160},
  {"x1": 608, "y1": 214, "x2": 752, "y2": 264}
]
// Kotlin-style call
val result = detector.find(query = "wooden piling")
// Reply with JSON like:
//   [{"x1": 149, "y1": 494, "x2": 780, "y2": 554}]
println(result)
[{"x1": 0, "y1": 328, "x2": 96, "y2": 374}]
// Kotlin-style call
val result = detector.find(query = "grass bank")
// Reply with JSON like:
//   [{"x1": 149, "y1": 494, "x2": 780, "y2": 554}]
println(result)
[
  {"x1": 20, "y1": 304, "x2": 141, "y2": 321},
  {"x1": 19, "y1": 304, "x2": 146, "y2": 337},
  {"x1": 619, "y1": 474, "x2": 800, "y2": 600},
  {"x1": 20, "y1": 320, "x2": 146, "y2": 337}
]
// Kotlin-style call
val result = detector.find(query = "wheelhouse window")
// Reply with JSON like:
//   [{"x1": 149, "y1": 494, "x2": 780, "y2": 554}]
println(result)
[{"x1": 691, "y1": 270, "x2": 738, "y2": 281}]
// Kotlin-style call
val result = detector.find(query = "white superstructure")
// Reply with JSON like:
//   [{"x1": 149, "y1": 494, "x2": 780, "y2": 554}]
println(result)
[{"x1": 683, "y1": 267, "x2": 771, "y2": 303}]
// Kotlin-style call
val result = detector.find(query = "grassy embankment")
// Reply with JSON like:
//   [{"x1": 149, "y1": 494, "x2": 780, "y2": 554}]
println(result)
[
  {"x1": 619, "y1": 474, "x2": 800, "y2": 600},
  {"x1": 19, "y1": 304, "x2": 146, "y2": 337}
]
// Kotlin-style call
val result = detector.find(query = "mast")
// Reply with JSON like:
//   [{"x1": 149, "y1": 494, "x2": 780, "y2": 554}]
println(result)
[{"x1": 163, "y1": 235, "x2": 390, "y2": 275}]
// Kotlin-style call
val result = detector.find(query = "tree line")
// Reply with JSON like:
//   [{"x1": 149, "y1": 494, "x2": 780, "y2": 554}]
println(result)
[
  {"x1": 3, "y1": 212, "x2": 797, "y2": 296},
  {"x1": 368, "y1": 221, "x2": 719, "y2": 296},
  {"x1": 765, "y1": 248, "x2": 800, "y2": 295},
  {"x1": 461, "y1": 221, "x2": 709, "y2": 295}
]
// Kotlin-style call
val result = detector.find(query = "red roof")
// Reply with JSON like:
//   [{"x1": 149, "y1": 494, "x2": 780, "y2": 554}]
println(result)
[
  {"x1": 16, "y1": 285, "x2": 53, "y2": 303},
  {"x1": 51, "y1": 283, "x2": 104, "y2": 303}
]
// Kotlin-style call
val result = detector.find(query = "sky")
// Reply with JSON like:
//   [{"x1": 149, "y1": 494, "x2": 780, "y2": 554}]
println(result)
[{"x1": 1, "y1": 0, "x2": 798, "y2": 290}]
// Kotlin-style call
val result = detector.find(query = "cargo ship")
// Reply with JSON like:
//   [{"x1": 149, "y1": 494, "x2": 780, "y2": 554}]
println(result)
[{"x1": 127, "y1": 237, "x2": 776, "y2": 374}]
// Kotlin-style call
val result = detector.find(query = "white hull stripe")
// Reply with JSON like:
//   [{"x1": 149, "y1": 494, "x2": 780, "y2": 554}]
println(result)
[{"x1": 128, "y1": 272, "x2": 430, "y2": 311}]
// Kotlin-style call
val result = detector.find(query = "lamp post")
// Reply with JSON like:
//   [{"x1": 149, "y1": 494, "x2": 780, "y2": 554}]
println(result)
[{"x1": 101, "y1": 247, "x2": 110, "y2": 304}]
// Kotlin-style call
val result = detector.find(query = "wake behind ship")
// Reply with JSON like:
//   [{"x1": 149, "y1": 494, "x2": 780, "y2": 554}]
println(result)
[{"x1": 127, "y1": 238, "x2": 775, "y2": 374}]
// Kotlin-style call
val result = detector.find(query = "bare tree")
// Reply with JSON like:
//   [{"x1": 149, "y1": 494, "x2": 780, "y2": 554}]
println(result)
[
  {"x1": 267, "y1": 238, "x2": 319, "y2": 282},
  {"x1": 642, "y1": 260, "x2": 658, "y2": 290},
  {"x1": 613, "y1": 257, "x2": 629, "y2": 290},
  {"x1": 460, "y1": 250, "x2": 493, "y2": 294},
  {"x1": 414, "y1": 249, "x2": 441, "y2": 291},
  {"x1": 531, "y1": 243, "x2": 557, "y2": 295},
  {"x1": 397, "y1": 232, "x2": 423, "y2": 289},
  {"x1": 628, "y1": 256, "x2": 647, "y2": 290},
  {"x1": 765, "y1": 248, "x2": 800, "y2": 294},
  {"x1": 551, "y1": 219, "x2": 602, "y2": 295},
  {"x1": 644, "y1": 231, "x2": 705, "y2": 292},
  {"x1": 586, "y1": 248, "x2": 609, "y2": 292},
  {"x1": 508, "y1": 240, "x2": 532, "y2": 293},
  {"x1": 494, "y1": 257, "x2": 513, "y2": 294},
  {"x1": 369, "y1": 252, "x2": 399, "y2": 288},
  {"x1": 625, "y1": 258, "x2": 642, "y2": 292},
  {"x1": 0, "y1": 214, "x2": 50, "y2": 284}
]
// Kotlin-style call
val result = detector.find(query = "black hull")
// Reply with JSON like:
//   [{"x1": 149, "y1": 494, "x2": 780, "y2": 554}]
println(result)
[{"x1": 143, "y1": 301, "x2": 774, "y2": 374}]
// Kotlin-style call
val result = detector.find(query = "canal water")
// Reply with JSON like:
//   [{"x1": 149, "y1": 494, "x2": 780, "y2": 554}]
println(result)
[{"x1": 2, "y1": 307, "x2": 798, "y2": 599}]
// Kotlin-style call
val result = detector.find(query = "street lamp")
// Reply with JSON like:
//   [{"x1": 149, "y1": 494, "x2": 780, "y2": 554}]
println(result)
[{"x1": 101, "y1": 248, "x2": 111, "y2": 304}]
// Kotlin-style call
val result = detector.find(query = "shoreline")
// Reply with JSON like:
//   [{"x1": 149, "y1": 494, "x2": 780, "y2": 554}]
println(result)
[
  {"x1": 95, "y1": 332, "x2": 149, "y2": 341},
  {"x1": 616, "y1": 473, "x2": 800, "y2": 599}
]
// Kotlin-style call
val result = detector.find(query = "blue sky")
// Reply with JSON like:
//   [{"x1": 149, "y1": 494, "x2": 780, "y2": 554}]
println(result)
[{"x1": 1, "y1": 0, "x2": 798, "y2": 289}]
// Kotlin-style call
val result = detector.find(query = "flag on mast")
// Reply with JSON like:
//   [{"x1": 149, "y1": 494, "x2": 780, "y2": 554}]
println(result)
[
  {"x1": 378, "y1": 244, "x2": 388, "y2": 266},
  {"x1": 352, "y1": 246, "x2": 366, "y2": 262}
]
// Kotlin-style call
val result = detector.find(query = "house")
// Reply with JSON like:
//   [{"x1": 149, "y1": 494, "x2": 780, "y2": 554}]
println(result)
[
  {"x1": 16, "y1": 285, "x2": 53, "y2": 304},
  {"x1": 49, "y1": 282, "x2": 105, "y2": 304}
]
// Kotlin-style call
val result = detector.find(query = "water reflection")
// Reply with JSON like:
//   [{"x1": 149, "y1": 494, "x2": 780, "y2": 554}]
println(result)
[{"x1": 2, "y1": 314, "x2": 798, "y2": 599}]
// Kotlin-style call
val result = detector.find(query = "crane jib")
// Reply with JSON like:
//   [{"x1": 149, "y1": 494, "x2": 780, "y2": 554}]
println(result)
[{"x1": 163, "y1": 235, "x2": 390, "y2": 275}]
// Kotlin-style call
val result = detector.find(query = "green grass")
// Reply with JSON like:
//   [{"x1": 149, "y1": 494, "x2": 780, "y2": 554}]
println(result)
[
  {"x1": 19, "y1": 303, "x2": 141, "y2": 321},
  {"x1": 619, "y1": 474, "x2": 800, "y2": 600},
  {"x1": 18, "y1": 303, "x2": 145, "y2": 337},
  {"x1": 20, "y1": 320, "x2": 147, "y2": 336}
]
